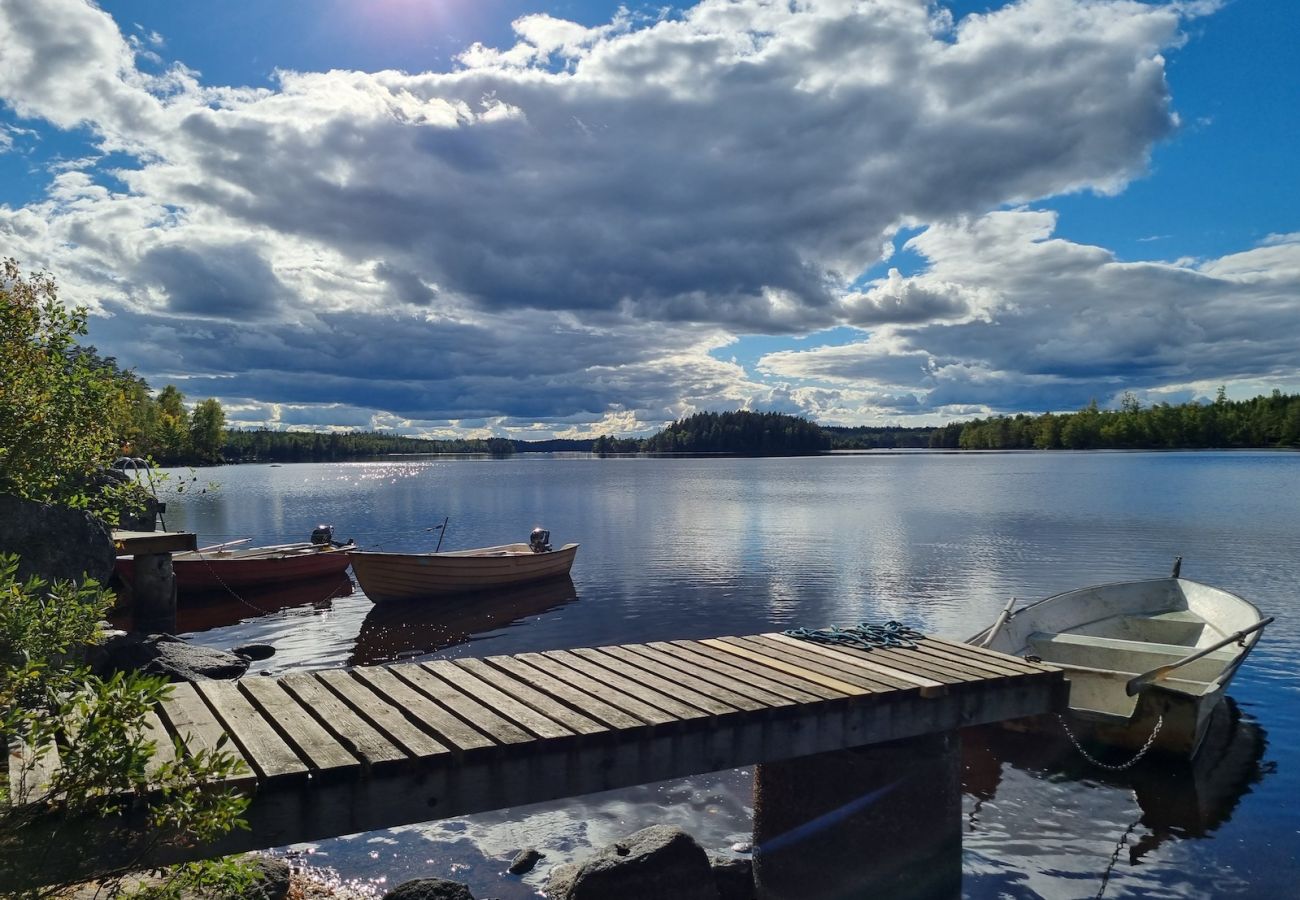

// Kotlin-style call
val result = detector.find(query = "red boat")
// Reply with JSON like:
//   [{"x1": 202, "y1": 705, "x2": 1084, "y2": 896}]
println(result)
[{"x1": 115, "y1": 526, "x2": 354, "y2": 596}]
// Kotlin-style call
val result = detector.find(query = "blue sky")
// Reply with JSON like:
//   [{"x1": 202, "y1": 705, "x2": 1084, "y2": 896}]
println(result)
[{"x1": 1, "y1": 0, "x2": 1297, "y2": 437}]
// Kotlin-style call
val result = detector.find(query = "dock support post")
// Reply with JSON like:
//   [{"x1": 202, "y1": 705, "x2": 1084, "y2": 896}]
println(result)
[
  {"x1": 751, "y1": 731, "x2": 962, "y2": 900},
  {"x1": 132, "y1": 552, "x2": 177, "y2": 633}
]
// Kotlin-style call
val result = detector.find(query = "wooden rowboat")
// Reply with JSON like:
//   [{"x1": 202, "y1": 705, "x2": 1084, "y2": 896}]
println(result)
[
  {"x1": 116, "y1": 538, "x2": 354, "y2": 595},
  {"x1": 350, "y1": 537, "x2": 578, "y2": 604},
  {"x1": 968, "y1": 563, "x2": 1270, "y2": 758}
]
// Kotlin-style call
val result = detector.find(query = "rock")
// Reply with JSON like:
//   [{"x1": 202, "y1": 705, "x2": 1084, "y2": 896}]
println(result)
[
  {"x1": 233, "y1": 643, "x2": 276, "y2": 661},
  {"x1": 546, "y1": 825, "x2": 718, "y2": 900},
  {"x1": 709, "y1": 855, "x2": 754, "y2": 900},
  {"x1": 509, "y1": 847, "x2": 544, "y2": 874},
  {"x1": 381, "y1": 877, "x2": 476, "y2": 900},
  {"x1": 89, "y1": 632, "x2": 249, "y2": 681},
  {"x1": 246, "y1": 855, "x2": 292, "y2": 900},
  {"x1": 0, "y1": 493, "x2": 115, "y2": 588}
]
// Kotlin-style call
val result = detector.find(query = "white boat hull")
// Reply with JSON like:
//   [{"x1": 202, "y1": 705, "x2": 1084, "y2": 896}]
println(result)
[
  {"x1": 970, "y1": 576, "x2": 1267, "y2": 757},
  {"x1": 351, "y1": 543, "x2": 579, "y2": 603}
]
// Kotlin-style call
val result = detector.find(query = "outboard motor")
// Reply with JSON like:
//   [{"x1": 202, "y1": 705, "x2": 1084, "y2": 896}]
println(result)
[
  {"x1": 310, "y1": 524, "x2": 336, "y2": 546},
  {"x1": 529, "y1": 527, "x2": 552, "y2": 553}
]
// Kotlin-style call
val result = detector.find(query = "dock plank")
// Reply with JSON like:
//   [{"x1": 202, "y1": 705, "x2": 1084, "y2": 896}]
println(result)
[
  {"x1": 571, "y1": 647, "x2": 744, "y2": 716},
  {"x1": 279, "y1": 672, "x2": 408, "y2": 766},
  {"x1": 518, "y1": 652, "x2": 681, "y2": 726},
  {"x1": 655, "y1": 641, "x2": 822, "y2": 704},
  {"x1": 8, "y1": 737, "x2": 61, "y2": 804},
  {"x1": 418, "y1": 661, "x2": 574, "y2": 741},
  {"x1": 240, "y1": 678, "x2": 358, "y2": 772},
  {"x1": 158, "y1": 682, "x2": 252, "y2": 781},
  {"x1": 330, "y1": 669, "x2": 460, "y2": 756},
  {"x1": 140, "y1": 708, "x2": 176, "y2": 781},
  {"x1": 745, "y1": 636, "x2": 923, "y2": 693},
  {"x1": 759, "y1": 634, "x2": 947, "y2": 695},
  {"x1": 488, "y1": 656, "x2": 647, "y2": 731},
  {"x1": 609, "y1": 644, "x2": 774, "y2": 711},
  {"x1": 194, "y1": 681, "x2": 308, "y2": 780},
  {"x1": 379, "y1": 662, "x2": 527, "y2": 747},
  {"x1": 700, "y1": 638, "x2": 866, "y2": 697},
  {"x1": 456, "y1": 658, "x2": 606, "y2": 737},
  {"x1": 677, "y1": 640, "x2": 845, "y2": 700}
]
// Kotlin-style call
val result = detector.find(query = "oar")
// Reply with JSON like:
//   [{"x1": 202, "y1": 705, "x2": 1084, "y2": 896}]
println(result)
[
  {"x1": 195, "y1": 538, "x2": 252, "y2": 553},
  {"x1": 979, "y1": 596, "x2": 1018, "y2": 648},
  {"x1": 1125, "y1": 617, "x2": 1274, "y2": 696}
]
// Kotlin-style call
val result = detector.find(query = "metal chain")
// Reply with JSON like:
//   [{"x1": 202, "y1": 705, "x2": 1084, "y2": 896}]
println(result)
[
  {"x1": 194, "y1": 549, "x2": 276, "y2": 616},
  {"x1": 1057, "y1": 713, "x2": 1163, "y2": 771}
]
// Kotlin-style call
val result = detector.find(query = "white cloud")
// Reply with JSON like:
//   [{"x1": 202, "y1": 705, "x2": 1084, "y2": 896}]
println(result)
[{"x1": 1, "y1": 0, "x2": 1293, "y2": 434}]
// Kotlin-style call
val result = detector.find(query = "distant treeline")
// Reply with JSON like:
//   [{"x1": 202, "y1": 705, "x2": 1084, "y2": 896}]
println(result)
[
  {"x1": 928, "y1": 390, "x2": 1300, "y2": 450},
  {"x1": 222, "y1": 429, "x2": 514, "y2": 462},
  {"x1": 635, "y1": 410, "x2": 831, "y2": 454}
]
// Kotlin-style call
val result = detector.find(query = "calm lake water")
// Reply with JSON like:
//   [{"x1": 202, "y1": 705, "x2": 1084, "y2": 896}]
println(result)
[{"x1": 148, "y1": 451, "x2": 1300, "y2": 898}]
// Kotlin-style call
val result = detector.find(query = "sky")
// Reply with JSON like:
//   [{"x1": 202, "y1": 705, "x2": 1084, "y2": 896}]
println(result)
[{"x1": 0, "y1": 0, "x2": 1297, "y2": 439}]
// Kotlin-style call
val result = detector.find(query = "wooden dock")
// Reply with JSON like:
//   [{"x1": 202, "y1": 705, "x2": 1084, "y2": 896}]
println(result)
[{"x1": 6, "y1": 630, "x2": 1063, "y2": 878}]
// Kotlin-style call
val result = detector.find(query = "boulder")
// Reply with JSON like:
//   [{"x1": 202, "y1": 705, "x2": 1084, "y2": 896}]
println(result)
[
  {"x1": 381, "y1": 877, "x2": 476, "y2": 900},
  {"x1": 509, "y1": 847, "x2": 545, "y2": 874},
  {"x1": 0, "y1": 493, "x2": 115, "y2": 588},
  {"x1": 709, "y1": 855, "x2": 754, "y2": 900},
  {"x1": 90, "y1": 632, "x2": 249, "y2": 681},
  {"x1": 546, "y1": 825, "x2": 718, "y2": 900},
  {"x1": 233, "y1": 643, "x2": 277, "y2": 661},
  {"x1": 246, "y1": 855, "x2": 292, "y2": 900}
]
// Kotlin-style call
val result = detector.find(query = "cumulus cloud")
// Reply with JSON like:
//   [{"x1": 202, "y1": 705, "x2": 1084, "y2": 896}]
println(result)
[
  {"x1": 1, "y1": 0, "x2": 1291, "y2": 433},
  {"x1": 761, "y1": 212, "x2": 1300, "y2": 417}
]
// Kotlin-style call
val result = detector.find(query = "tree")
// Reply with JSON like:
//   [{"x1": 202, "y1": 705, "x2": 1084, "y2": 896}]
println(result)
[
  {"x1": 189, "y1": 399, "x2": 226, "y2": 464},
  {"x1": 0, "y1": 259, "x2": 143, "y2": 520},
  {"x1": 0, "y1": 260, "x2": 249, "y2": 894}
]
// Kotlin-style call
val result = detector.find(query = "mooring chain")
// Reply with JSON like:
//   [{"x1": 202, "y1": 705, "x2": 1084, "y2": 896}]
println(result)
[
  {"x1": 1057, "y1": 713, "x2": 1163, "y2": 772},
  {"x1": 195, "y1": 550, "x2": 276, "y2": 617},
  {"x1": 784, "y1": 620, "x2": 926, "y2": 651}
]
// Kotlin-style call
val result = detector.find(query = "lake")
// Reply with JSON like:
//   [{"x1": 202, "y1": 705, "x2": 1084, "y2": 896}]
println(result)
[{"x1": 149, "y1": 451, "x2": 1300, "y2": 898}]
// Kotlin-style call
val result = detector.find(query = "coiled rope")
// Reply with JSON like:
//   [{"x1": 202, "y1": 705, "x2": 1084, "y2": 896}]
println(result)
[{"x1": 784, "y1": 620, "x2": 926, "y2": 651}]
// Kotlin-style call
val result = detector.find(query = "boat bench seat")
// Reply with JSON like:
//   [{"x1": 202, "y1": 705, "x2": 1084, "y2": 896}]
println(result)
[{"x1": 1028, "y1": 631, "x2": 1236, "y2": 683}]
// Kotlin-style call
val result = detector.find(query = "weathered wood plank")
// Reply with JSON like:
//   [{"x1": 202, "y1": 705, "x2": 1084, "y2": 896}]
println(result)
[
  {"x1": 571, "y1": 647, "x2": 744, "y2": 716},
  {"x1": 325, "y1": 669, "x2": 458, "y2": 756},
  {"x1": 381, "y1": 662, "x2": 528, "y2": 747},
  {"x1": 745, "y1": 636, "x2": 921, "y2": 693},
  {"x1": 140, "y1": 708, "x2": 176, "y2": 781},
  {"x1": 8, "y1": 737, "x2": 61, "y2": 804},
  {"x1": 760, "y1": 634, "x2": 947, "y2": 696},
  {"x1": 906, "y1": 641, "x2": 1022, "y2": 680},
  {"x1": 194, "y1": 681, "x2": 308, "y2": 780},
  {"x1": 517, "y1": 652, "x2": 680, "y2": 726},
  {"x1": 456, "y1": 658, "x2": 606, "y2": 737},
  {"x1": 417, "y1": 661, "x2": 575, "y2": 741},
  {"x1": 158, "y1": 682, "x2": 252, "y2": 781},
  {"x1": 699, "y1": 638, "x2": 866, "y2": 697},
  {"x1": 655, "y1": 641, "x2": 822, "y2": 704},
  {"x1": 239, "y1": 678, "x2": 358, "y2": 772},
  {"x1": 487, "y1": 656, "x2": 647, "y2": 731},
  {"x1": 544, "y1": 649, "x2": 714, "y2": 720},
  {"x1": 679, "y1": 640, "x2": 846, "y2": 700},
  {"x1": 278, "y1": 672, "x2": 408, "y2": 766},
  {"x1": 611, "y1": 644, "x2": 776, "y2": 711},
  {"x1": 928, "y1": 637, "x2": 1056, "y2": 674}
]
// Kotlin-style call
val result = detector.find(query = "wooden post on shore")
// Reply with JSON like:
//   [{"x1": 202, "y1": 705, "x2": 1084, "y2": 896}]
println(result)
[
  {"x1": 751, "y1": 731, "x2": 962, "y2": 900},
  {"x1": 132, "y1": 552, "x2": 177, "y2": 633}
]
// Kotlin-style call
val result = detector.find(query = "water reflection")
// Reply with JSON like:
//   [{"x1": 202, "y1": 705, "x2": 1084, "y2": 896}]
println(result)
[
  {"x1": 172, "y1": 574, "x2": 356, "y2": 634},
  {"x1": 350, "y1": 577, "x2": 580, "y2": 666},
  {"x1": 962, "y1": 699, "x2": 1268, "y2": 866}
]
